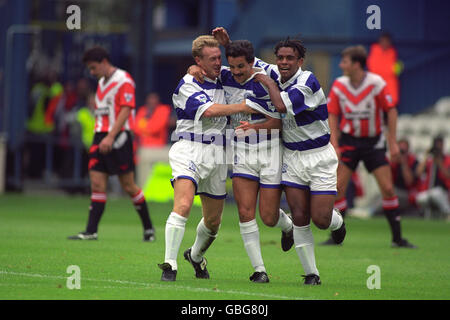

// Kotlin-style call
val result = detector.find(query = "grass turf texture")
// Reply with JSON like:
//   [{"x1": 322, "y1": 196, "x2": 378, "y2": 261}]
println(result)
[{"x1": 0, "y1": 193, "x2": 449, "y2": 300}]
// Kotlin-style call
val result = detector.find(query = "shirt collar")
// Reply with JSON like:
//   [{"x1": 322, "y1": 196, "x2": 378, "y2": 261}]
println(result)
[{"x1": 278, "y1": 67, "x2": 302, "y2": 89}]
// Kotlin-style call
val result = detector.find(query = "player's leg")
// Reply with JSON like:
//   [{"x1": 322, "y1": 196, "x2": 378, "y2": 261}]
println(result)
[
  {"x1": 335, "y1": 138, "x2": 360, "y2": 218},
  {"x1": 259, "y1": 143, "x2": 293, "y2": 251},
  {"x1": 183, "y1": 194, "x2": 224, "y2": 280},
  {"x1": 310, "y1": 193, "x2": 345, "y2": 244},
  {"x1": 371, "y1": 164, "x2": 416, "y2": 248},
  {"x1": 86, "y1": 170, "x2": 108, "y2": 234},
  {"x1": 161, "y1": 178, "x2": 195, "y2": 272},
  {"x1": 233, "y1": 177, "x2": 268, "y2": 282},
  {"x1": 314, "y1": 144, "x2": 350, "y2": 245},
  {"x1": 285, "y1": 186, "x2": 320, "y2": 285},
  {"x1": 118, "y1": 170, "x2": 155, "y2": 241},
  {"x1": 258, "y1": 187, "x2": 282, "y2": 226},
  {"x1": 68, "y1": 170, "x2": 108, "y2": 240},
  {"x1": 258, "y1": 186, "x2": 294, "y2": 251},
  {"x1": 306, "y1": 144, "x2": 342, "y2": 231},
  {"x1": 335, "y1": 161, "x2": 354, "y2": 217}
]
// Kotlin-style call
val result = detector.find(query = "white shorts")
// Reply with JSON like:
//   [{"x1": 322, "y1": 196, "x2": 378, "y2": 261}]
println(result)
[
  {"x1": 169, "y1": 139, "x2": 227, "y2": 199},
  {"x1": 231, "y1": 139, "x2": 282, "y2": 188},
  {"x1": 281, "y1": 143, "x2": 338, "y2": 195}
]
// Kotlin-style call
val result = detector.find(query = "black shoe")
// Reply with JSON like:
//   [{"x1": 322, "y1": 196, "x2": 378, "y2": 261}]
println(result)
[
  {"x1": 67, "y1": 231, "x2": 98, "y2": 240},
  {"x1": 249, "y1": 271, "x2": 269, "y2": 283},
  {"x1": 392, "y1": 238, "x2": 417, "y2": 249},
  {"x1": 281, "y1": 214, "x2": 294, "y2": 251},
  {"x1": 320, "y1": 237, "x2": 339, "y2": 245},
  {"x1": 143, "y1": 228, "x2": 155, "y2": 242},
  {"x1": 302, "y1": 274, "x2": 321, "y2": 285},
  {"x1": 331, "y1": 221, "x2": 346, "y2": 245},
  {"x1": 183, "y1": 248, "x2": 210, "y2": 279},
  {"x1": 158, "y1": 263, "x2": 177, "y2": 281}
]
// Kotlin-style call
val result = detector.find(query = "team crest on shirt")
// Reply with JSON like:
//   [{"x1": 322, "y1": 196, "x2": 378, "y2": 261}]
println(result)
[
  {"x1": 124, "y1": 93, "x2": 133, "y2": 103},
  {"x1": 385, "y1": 94, "x2": 393, "y2": 104},
  {"x1": 196, "y1": 94, "x2": 208, "y2": 104},
  {"x1": 188, "y1": 160, "x2": 197, "y2": 173}
]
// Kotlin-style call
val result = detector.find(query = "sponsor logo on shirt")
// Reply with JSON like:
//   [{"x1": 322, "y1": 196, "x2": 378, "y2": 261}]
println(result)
[
  {"x1": 94, "y1": 107, "x2": 110, "y2": 116},
  {"x1": 124, "y1": 93, "x2": 133, "y2": 103},
  {"x1": 196, "y1": 94, "x2": 208, "y2": 104}
]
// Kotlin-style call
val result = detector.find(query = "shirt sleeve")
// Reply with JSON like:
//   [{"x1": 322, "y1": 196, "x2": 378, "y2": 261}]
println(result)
[
  {"x1": 327, "y1": 84, "x2": 341, "y2": 116},
  {"x1": 245, "y1": 96, "x2": 281, "y2": 119},
  {"x1": 376, "y1": 84, "x2": 396, "y2": 111},
  {"x1": 281, "y1": 84, "x2": 323, "y2": 116},
  {"x1": 175, "y1": 81, "x2": 214, "y2": 121},
  {"x1": 116, "y1": 82, "x2": 135, "y2": 108}
]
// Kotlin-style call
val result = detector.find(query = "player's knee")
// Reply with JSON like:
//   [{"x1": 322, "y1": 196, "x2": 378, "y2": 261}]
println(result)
[
  {"x1": 312, "y1": 214, "x2": 331, "y2": 230},
  {"x1": 174, "y1": 201, "x2": 192, "y2": 216},
  {"x1": 203, "y1": 215, "x2": 221, "y2": 232},
  {"x1": 260, "y1": 210, "x2": 278, "y2": 227},
  {"x1": 238, "y1": 206, "x2": 255, "y2": 221},
  {"x1": 119, "y1": 180, "x2": 137, "y2": 195},
  {"x1": 90, "y1": 180, "x2": 106, "y2": 193}
]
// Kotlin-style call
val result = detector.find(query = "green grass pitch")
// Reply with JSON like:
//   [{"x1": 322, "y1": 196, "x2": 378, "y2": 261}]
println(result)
[{"x1": 0, "y1": 193, "x2": 449, "y2": 300}]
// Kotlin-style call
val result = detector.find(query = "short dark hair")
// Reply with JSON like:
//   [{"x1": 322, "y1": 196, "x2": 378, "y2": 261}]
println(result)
[
  {"x1": 225, "y1": 40, "x2": 254, "y2": 64},
  {"x1": 341, "y1": 45, "x2": 367, "y2": 69},
  {"x1": 82, "y1": 46, "x2": 110, "y2": 64},
  {"x1": 274, "y1": 37, "x2": 306, "y2": 59}
]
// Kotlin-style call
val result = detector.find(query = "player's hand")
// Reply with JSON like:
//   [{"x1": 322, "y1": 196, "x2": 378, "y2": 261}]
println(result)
[
  {"x1": 236, "y1": 121, "x2": 251, "y2": 131},
  {"x1": 253, "y1": 73, "x2": 273, "y2": 86},
  {"x1": 389, "y1": 141, "x2": 400, "y2": 163},
  {"x1": 99, "y1": 135, "x2": 114, "y2": 154},
  {"x1": 212, "y1": 27, "x2": 231, "y2": 46},
  {"x1": 235, "y1": 121, "x2": 256, "y2": 138},
  {"x1": 187, "y1": 65, "x2": 206, "y2": 83}
]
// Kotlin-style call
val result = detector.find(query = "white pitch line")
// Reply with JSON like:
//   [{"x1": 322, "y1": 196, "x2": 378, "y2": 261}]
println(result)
[{"x1": 0, "y1": 270, "x2": 310, "y2": 300}]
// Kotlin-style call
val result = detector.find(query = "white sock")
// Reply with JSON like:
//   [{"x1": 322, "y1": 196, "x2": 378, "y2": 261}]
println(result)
[
  {"x1": 190, "y1": 218, "x2": 218, "y2": 263},
  {"x1": 294, "y1": 224, "x2": 319, "y2": 276},
  {"x1": 164, "y1": 212, "x2": 187, "y2": 270},
  {"x1": 329, "y1": 208, "x2": 344, "y2": 231},
  {"x1": 240, "y1": 219, "x2": 266, "y2": 273},
  {"x1": 275, "y1": 208, "x2": 293, "y2": 232}
]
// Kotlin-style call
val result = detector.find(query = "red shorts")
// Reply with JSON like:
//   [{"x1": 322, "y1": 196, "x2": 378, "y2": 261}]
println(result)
[
  {"x1": 88, "y1": 131, "x2": 135, "y2": 175},
  {"x1": 339, "y1": 133, "x2": 389, "y2": 172}
]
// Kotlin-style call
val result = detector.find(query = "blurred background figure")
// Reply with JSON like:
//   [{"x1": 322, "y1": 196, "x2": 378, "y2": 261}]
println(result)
[
  {"x1": 388, "y1": 138, "x2": 420, "y2": 215},
  {"x1": 367, "y1": 32, "x2": 402, "y2": 107},
  {"x1": 134, "y1": 92, "x2": 172, "y2": 189},
  {"x1": 415, "y1": 136, "x2": 450, "y2": 219}
]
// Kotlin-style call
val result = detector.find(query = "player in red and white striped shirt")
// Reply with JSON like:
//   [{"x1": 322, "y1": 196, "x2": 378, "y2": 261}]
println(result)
[
  {"x1": 68, "y1": 47, "x2": 155, "y2": 242},
  {"x1": 326, "y1": 45, "x2": 416, "y2": 248}
]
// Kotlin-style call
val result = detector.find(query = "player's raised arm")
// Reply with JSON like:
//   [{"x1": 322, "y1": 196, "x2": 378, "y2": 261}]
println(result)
[
  {"x1": 212, "y1": 27, "x2": 231, "y2": 47},
  {"x1": 253, "y1": 73, "x2": 287, "y2": 113}
]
